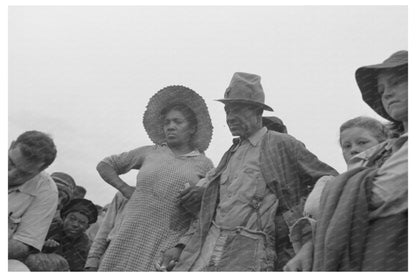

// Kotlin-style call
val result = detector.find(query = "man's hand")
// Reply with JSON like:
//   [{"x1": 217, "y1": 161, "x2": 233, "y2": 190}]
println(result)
[
  {"x1": 178, "y1": 186, "x2": 204, "y2": 215},
  {"x1": 155, "y1": 246, "x2": 184, "y2": 271},
  {"x1": 283, "y1": 240, "x2": 313, "y2": 271},
  {"x1": 43, "y1": 239, "x2": 60, "y2": 249}
]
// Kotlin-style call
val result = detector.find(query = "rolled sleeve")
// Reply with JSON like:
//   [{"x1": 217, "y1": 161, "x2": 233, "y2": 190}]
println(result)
[
  {"x1": 86, "y1": 192, "x2": 127, "y2": 268},
  {"x1": 13, "y1": 184, "x2": 58, "y2": 251},
  {"x1": 101, "y1": 146, "x2": 153, "y2": 174}
]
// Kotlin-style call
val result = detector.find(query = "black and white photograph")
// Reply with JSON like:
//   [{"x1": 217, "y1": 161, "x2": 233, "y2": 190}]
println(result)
[{"x1": 6, "y1": 2, "x2": 411, "y2": 272}]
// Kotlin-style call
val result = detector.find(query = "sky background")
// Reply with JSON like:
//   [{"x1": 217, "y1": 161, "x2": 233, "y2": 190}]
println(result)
[{"x1": 8, "y1": 6, "x2": 408, "y2": 206}]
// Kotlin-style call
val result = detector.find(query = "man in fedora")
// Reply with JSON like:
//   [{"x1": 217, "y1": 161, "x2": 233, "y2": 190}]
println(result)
[{"x1": 158, "y1": 72, "x2": 337, "y2": 271}]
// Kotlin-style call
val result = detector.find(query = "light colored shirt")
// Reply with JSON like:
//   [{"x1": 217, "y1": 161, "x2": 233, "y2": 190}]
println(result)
[
  {"x1": 215, "y1": 127, "x2": 268, "y2": 228},
  {"x1": 8, "y1": 171, "x2": 58, "y2": 251},
  {"x1": 85, "y1": 191, "x2": 128, "y2": 269}
]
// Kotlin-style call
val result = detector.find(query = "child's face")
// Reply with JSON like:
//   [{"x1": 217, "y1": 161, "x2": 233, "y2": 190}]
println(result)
[
  {"x1": 63, "y1": 211, "x2": 89, "y2": 238},
  {"x1": 340, "y1": 127, "x2": 381, "y2": 163}
]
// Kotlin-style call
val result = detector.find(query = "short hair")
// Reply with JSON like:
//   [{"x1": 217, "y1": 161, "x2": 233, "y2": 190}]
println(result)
[
  {"x1": 14, "y1": 130, "x2": 57, "y2": 171},
  {"x1": 160, "y1": 103, "x2": 198, "y2": 131},
  {"x1": 73, "y1": 185, "x2": 87, "y2": 199},
  {"x1": 339, "y1": 116, "x2": 390, "y2": 145},
  {"x1": 24, "y1": 253, "x2": 70, "y2": 271}
]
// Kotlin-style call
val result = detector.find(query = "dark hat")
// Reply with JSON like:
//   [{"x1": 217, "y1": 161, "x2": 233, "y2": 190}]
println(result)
[
  {"x1": 60, "y1": 199, "x2": 98, "y2": 224},
  {"x1": 51, "y1": 172, "x2": 76, "y2": 205},
  {"x1": 355, "y1": 50, "x2": 408, "y2": 121},
  {"x1": 143, "y1": 85, "x2": 213, "y2": 152},
  {"x1": 262, "y1": 116, "x2": 288, "y2": 133},
  {"x1": 216, "y1": 72, "x2": 273, "y2": 111}
]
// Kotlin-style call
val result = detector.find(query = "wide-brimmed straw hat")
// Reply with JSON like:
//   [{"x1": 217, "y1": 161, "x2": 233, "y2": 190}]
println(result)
[
  {"x1": 143, "y1": 85, "x2": 213, "y2": 152},
  {"x1": 216, "y1": 72, "x2": 274, "y2": 111},
  {"x1": 355, "y1": 50, "x2": 408, "y2": 122}
]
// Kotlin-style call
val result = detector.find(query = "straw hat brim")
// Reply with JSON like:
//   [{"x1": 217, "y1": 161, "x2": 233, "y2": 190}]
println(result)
[
  {"x1": 143, "y1": 86, "x2": 213, "y2": 152},
  {"x1": 216, "y1": 98, "x2": 274, "y2": 111},
  {"x1": 355, "y1": 61, "x2": 407, "y2": 122}
]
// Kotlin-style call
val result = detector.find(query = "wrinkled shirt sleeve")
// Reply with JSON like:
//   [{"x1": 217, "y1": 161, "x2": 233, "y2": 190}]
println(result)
[
  {"x1": 101, "y1": 146, "x2": 154, "y2": 174},
  {"x1": 85, "y1": 192, "x2": 127, "y2": 268}
]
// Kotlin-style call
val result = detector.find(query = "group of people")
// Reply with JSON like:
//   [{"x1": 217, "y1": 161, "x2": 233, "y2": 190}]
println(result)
[{"x1": 8, "y1": 50, "x2": 408, "y2": 271}]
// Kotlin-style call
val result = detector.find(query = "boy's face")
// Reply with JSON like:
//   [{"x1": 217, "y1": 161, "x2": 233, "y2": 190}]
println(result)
[{"x1": 63, "y1": 211, "x2": 89, "y2": 238}]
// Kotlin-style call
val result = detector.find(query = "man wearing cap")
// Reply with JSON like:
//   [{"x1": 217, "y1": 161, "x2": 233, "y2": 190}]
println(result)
[
  {"x1": 47, "y1": 172, "x2": 77, "y2": 232},
  {"x1": 159, "y1": 72, "x2": 338, "y2": 271},
  {"x1": 43, "y1": 198, "x2": 98, "y2": 271},
  {"x1": 8, "y1": 130, "x2": 58, "y2": 261}
]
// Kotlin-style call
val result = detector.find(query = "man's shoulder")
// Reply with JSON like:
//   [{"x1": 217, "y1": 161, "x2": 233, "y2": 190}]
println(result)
[
  {"x1": 36, "y1": 171, "x2": 58, "y2": 194},
  {"x1": 264, "y1": 130, "x2": 295, "y2": 141},
  {"x1": 16, "y1": 172, "x2": 57, "y2": 196},
  {"x1": 262, "y1": 130, "x2": 301, "y2": 149}
]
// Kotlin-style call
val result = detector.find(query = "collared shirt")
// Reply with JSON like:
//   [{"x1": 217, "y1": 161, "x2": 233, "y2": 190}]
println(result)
[
  {"x1": 8, "y1": 171, "x2": 58, "y2": 251},
  {"x1": 349, "y1": 134, "x2": 408, "y2": 218},
  {"x1": 215, "y1": 127, "x2": 268, "y2": 227},
  {"x1": 85, "y1": 191, "x2": 128, "y2": 269}
]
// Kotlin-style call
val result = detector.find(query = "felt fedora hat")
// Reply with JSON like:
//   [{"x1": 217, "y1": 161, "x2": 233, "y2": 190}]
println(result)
[
  {"x1": 216, "y1": 72, "x2": 274, "y2": 111},
  {"x1": 143, "y1": 85, "x2": 213, "y2": 152},
  {"x1": 355, "y1": 50, "x2": 408, "y2": 121}
]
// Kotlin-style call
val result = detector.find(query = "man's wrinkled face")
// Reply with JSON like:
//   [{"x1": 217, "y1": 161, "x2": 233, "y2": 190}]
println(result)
[
  {"x1": 224, "y1": 103, "x2": 261, "y2": 139},
  {"x1": 8, "y1": 144, "x2": 44, "y2": 187},
  {"x1": 63, "y1": 211, "x2": 89, "y2": 239}
]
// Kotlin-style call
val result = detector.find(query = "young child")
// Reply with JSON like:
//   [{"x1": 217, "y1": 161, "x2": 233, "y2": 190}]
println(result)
[{"x1": 339, "y1": 116, "x2": 390, "y2": 165}]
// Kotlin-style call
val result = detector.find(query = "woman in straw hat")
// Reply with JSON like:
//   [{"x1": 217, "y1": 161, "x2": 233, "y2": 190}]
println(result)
[
  {"x1": 96, "y1": 86, "x2": 214, "y2": 271},
  {"x1": 284, "y1": 50, "x2": 408, "y2": 271}
]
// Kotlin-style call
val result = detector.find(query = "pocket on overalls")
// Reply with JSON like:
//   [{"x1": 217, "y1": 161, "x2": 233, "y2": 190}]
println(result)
[{"x1": 216, "y1": 229, "x2": 267, "y2": 271}]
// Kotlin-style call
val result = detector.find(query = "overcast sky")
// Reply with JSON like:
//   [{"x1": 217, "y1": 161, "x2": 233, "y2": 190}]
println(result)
[{"x1": 8, "y1": 6, "x2": 408, "y2": 206}]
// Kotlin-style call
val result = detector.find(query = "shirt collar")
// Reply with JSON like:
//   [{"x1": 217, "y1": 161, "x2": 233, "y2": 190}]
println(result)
[
  {"x1": 180, "y1": 150, "x2": 201, "y2": 157},
  {"x1": 385, "y1": 133, "x2": 408, "y2": 152},
  {"x1": 347, "y1": 133, "x2": 408, "y2": 167},
  {"x1": 8, "y1": 173, "x2": 42, "y2": 196},
  {"x1": 242, "y1": 127, "x2": 267, "y2": 147},
  {"x1": 161, "y1": 143, "x2": 201, "y2": 157}
]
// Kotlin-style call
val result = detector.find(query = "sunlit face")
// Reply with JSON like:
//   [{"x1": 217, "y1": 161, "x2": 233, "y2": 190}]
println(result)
[
  {"x1": 63, "y1": 211, "x2": 89, "y2": 239},
  {"x1": 163, "y1": 110, "x2": 195, "y2": 148},
  {"x1": 8, "y1": 144, "x2": 44, "y2": 187},
  {"x1": 224, "y1": 103, "x2": 261, "y2": 139},
  {"x1": 340, "y1": 127, "x2": 381, "y2": 163},
  {"x1": 377, "y1": 70, "x2": 408, "y2": 123}
]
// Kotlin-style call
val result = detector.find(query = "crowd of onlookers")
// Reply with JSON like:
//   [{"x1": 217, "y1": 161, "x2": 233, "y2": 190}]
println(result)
[{"x1": 8, "y1": 50, "x2": 408, "y2": 271}]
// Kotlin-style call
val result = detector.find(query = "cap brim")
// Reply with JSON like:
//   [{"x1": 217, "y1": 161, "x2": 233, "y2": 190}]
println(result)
[{"x1": 216, "y1": 98, "x2": 274, "y2": 111}]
